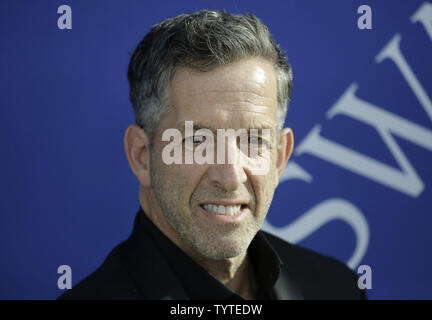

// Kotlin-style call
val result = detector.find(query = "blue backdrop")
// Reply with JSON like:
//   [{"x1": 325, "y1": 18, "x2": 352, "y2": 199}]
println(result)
[{"x1": 1, "y1": 0, "x2": 431, "y2": 299}]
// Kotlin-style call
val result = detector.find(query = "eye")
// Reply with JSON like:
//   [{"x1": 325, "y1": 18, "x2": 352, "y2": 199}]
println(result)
[
  {"x1": 249, "y1": 136, "x2": 262, "y2": 145},
  {"x1": 184, "y1": 135, "x2": 206, "y2": 145},
  {"x1": 247, "y1": 135, "x2": 270, "y2": 154}
]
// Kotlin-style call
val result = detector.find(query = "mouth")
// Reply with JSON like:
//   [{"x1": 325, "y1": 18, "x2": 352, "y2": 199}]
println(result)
[
  {"x1": 198, "y1": 202, "x2": 250, "y2": 223},
  {"x1": 200, "y1": 203, "x2": 248, "y2": 216}
]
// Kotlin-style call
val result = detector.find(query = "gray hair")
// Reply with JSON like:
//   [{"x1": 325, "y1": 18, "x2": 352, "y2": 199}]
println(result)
[{"x1": 127, "y1": 10, "x2": 293, "y2": 143}]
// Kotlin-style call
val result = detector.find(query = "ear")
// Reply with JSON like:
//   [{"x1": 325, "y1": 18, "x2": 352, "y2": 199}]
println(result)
[
  {"x1": 275, "y1": 127, "x2": 294, "y2": 186},
  {"x1": 124, "y1": 124, "x2": 152, "y2": 187}
]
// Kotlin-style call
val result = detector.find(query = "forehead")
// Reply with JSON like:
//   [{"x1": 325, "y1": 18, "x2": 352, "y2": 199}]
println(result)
[{"x1": 167, "y1": 58, "x2": 278, "y2": 130}]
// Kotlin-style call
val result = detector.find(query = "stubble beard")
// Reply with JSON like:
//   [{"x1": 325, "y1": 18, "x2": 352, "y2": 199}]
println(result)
[{"x1": 149, "y1": 160, "x2": 263, "y2": 261}]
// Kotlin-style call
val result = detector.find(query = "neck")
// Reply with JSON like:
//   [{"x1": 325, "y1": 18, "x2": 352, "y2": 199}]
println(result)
[
  {"x1": 139, "y1": 186, "x2": 257, "y2": 299},
  {"x1": 189, "y1": 246, "x2": 257, "y2": 299}
]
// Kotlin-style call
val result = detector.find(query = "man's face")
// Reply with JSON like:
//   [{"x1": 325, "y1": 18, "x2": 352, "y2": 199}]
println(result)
[{"x1": 149, "y1": 58, "x2": 281, "y2": 260}]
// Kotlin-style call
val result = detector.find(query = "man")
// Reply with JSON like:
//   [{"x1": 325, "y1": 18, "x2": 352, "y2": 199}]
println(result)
[{"x1": 59, "y1": 10, "x2": 366, "y2": 300}]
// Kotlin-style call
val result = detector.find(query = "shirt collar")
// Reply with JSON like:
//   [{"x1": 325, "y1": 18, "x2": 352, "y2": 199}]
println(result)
[{"x1": 137, "y1": 207, "x2": 283, "y2": 300}]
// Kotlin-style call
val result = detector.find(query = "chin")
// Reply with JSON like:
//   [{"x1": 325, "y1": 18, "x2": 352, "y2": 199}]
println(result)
[{"x1": 194, "y1": 236, "x2": 252, "y2": 260}]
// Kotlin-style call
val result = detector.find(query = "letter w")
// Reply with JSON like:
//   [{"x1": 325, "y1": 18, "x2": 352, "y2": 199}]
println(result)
[
  {"x1": 296, "y1": 83, "x2": 432, "y2": 197},
  {"x1": 250, "y1": 305, "x2": 262, "y2": 315}
]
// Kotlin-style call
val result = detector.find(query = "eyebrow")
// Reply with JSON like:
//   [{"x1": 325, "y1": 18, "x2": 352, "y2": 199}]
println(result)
[
  {"x1": 175, "y1": 121, "x2": 273, "y2": 135},
  {"x1": 175, "y1": 122, "x2": 215, "y2": 135}
]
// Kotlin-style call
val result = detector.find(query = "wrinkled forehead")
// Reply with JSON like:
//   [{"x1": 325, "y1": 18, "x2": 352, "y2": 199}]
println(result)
[{"x1": 168, "y1": 58, "x2": 278, "y2": 117}]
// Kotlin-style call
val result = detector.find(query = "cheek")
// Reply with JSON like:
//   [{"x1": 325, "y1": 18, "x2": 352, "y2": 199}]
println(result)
[
  {"x1": 159, "y1": 163, "x2": 207, "y2": 193},
  {"x1": 250, "y1": 174, "x2": 275, "y2": 209}
]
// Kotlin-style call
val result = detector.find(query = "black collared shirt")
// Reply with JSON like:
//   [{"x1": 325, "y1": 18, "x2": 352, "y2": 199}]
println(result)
[{"x1": 138, "y1": 208, "x2": 283, "y2": 300}]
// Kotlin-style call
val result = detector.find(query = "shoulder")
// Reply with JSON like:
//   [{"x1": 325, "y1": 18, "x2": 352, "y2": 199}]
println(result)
[
  {"x1": 57, "y1": 242, "x2": 141, "y2": 300},
  {"x1": 262, "y1": 231, "x2": 367, "y2": 299}
]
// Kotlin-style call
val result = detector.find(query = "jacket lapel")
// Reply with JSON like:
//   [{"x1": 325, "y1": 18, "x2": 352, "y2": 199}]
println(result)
[{"x1": 273, "y1": 266, "x2": 304, "y2": 300}]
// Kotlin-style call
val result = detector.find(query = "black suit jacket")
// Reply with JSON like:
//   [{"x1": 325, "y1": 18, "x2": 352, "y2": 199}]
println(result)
[{"x1": 58, "y1": 210, "x2": 366, "y2": 300}]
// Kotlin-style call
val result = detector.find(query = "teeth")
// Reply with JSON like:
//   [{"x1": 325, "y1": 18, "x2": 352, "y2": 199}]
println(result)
[
  {"x1": 203, "y1": 204, "x2": 242, "y2": 216},
  {"x1": 226, "y1": 206, "x2": 233, "y2": 215}
]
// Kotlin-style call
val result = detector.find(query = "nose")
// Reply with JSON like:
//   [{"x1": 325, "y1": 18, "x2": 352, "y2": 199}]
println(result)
[
  {"x1": 206, "y1": 136, "x2": 247, "y2": 192},
  {"x1": 207, "y1": 163, "x2": 247, "y2": 192}
]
